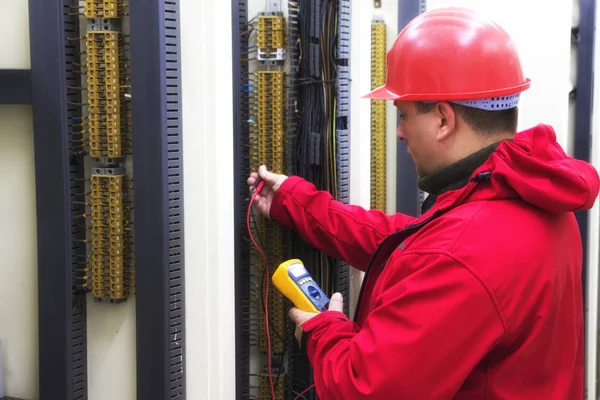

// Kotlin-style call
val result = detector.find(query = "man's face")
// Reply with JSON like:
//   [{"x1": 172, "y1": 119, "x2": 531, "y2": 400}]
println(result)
[{"x1": 393, "y1": 100, "x2": 440, "y2": 176}]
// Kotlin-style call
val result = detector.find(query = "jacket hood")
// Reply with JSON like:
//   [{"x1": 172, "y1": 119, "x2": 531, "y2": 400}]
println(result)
[{"x1": 472, "y1": 124, "x2": 599, "y2": 213}]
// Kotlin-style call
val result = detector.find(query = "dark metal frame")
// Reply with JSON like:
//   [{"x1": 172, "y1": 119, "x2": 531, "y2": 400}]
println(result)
[
  {"x1": 574, "y1": 0, "x2": 596, "y2": 303},
  {"x1": 130, "y1": 1, "x2": 186, "y2": 399},
  {"x1": 573, "y1": 0, "x2": 597, "y2": 395},
  {"x1": 29, "y1": 1, "x2": 88, "y2": 399},
  {"x1": 396, "y1": 0, "x2": 425, "y2": 215},
  {"x1": 232, "y1": 0, "x2": 251, "y2": 398},
  {"x1": 0, "y1": 69, "x2": 32, "y2": 105},
  {"x1": 336, "y1": 0, "x2": 352, "y2": 318}
]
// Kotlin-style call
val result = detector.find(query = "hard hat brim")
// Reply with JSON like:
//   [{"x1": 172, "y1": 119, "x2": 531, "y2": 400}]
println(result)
[
  {"x1": 362, "y1": 85, "x2": 399, "y2": 100},
  {"x1": 363, "y1": 79, "x2": 532, "y2": 101}
]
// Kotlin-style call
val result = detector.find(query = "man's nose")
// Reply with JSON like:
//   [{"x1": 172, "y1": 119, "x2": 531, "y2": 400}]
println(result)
[{"x1": 397, "y1": 123, "x2": 406, "y2": 141}]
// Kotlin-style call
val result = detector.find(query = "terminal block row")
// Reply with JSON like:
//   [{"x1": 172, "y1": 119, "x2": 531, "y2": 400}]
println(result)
[
  {"x1": 370, "y1": 21, "x2": 387, "y2": 211},
  {"x1": 85, "y1": 0, "x2": 122, "y2": 19},
  {"x1": 259, "y1": 370, "x2": 287, "y2": 400},
  {"x1": 86, "y1": 31, "x2": 128, "y2": 159},
  {"x1": 90, "y1": 171, "x2": 133, "y2": 302},
  {"x1": 252, "y1": 71, "x2": 288, "y2": 355},
  {"x1": 257, "y1": 71, "x2": 286, "y2": 173},
  {"x1": 257, "y1": 14, "x2": 286, "y2": 63}
]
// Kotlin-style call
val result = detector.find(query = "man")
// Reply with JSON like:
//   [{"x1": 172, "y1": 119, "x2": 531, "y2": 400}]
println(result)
[{"x1": 247, "y1": 7, "x2": 600, "y2": 399}]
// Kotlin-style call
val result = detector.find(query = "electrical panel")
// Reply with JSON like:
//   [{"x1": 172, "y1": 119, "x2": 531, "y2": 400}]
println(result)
[
  {"x1": 32, "y1": 1, "x2": 185, "y2": 396},
  {"x1": 70, "y1": 1, "x2": 135, "y2": 303},
  {"x1": 234, "y1": 0, "x2": 351, "y2": 398}
]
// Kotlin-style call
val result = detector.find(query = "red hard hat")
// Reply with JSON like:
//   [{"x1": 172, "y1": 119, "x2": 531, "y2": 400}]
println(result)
[{"x1": 364, "y1": 7, "x2": 531, "y2": 101}]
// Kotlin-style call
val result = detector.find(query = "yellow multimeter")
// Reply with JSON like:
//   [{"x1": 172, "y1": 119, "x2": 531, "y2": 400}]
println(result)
[{"x1": 272, "y1": 259, "x2": 330, "y2": 313}]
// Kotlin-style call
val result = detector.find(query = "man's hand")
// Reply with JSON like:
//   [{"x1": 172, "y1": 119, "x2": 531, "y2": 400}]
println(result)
[
  {"x1": 289, "y1": 292, "x2": 344, "y2": 346},
  {"x1": 247, "y1": 165, "x2": 288, "y2": 219}
]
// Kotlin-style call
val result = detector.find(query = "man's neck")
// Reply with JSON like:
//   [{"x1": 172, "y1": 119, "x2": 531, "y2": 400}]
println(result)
[
  {"x1": 417, "y1": 140, "x2": 505, "y2": 196},
  {"x1": 449, "y1": 131, "x2": 514, "y2": 165}
]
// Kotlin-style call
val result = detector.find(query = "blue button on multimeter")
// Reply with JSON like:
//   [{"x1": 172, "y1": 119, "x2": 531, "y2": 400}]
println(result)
[
  {"x1": 307, "y1": 285, "x2": 321, "y2": 299},
  {"x1": 272, "y1": 259, "x2": 331, "y2": 313}
]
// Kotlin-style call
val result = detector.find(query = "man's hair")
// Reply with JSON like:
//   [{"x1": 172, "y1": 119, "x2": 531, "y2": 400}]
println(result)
[{"x1": 414, "y1": 101, "x2": 518, "y2": 135}]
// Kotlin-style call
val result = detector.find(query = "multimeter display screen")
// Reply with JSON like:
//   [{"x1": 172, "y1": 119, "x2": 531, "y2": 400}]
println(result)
[{"x1": 288, "y1": 262, "x2": 308, "y2": 279}]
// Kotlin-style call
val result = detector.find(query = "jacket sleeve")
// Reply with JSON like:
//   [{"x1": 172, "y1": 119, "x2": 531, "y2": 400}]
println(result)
[
  {"x1": 300, "y1": 251, "x2": 506, "y2": 400},
  {"x1": 269, "y1": 176, "x2": 416, "y2": 271}
]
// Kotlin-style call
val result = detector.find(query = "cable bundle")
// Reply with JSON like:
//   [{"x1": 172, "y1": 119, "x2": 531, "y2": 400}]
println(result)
[
  {"x1": 239, "y1": 1, "x2": 345, "y2": 398},
  {"x1": 287, "y1": 1, "x2": 340, "y2": 398}
]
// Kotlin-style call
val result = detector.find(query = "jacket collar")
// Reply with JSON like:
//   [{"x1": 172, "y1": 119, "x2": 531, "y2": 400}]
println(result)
[
  {"x1": 417, "y1": 141, "x2": 503, "y2": 196},
  {"x1": 419, "y1": 141, "x2": 502, "y2": 214}
]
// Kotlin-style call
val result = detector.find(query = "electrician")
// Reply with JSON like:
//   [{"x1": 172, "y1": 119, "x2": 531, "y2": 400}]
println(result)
[{"x1": 248, "y1": 7, "x2": 599, "y2": 399}]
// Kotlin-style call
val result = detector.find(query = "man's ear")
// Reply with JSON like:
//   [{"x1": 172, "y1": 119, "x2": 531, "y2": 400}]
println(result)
[{"x1": 435, "y1": 102, "x2": 456, "y2": 141}]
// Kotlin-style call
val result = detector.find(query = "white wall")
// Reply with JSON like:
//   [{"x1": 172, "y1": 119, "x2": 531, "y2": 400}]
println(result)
[
  {"x1": 0, "y1": 106, "x2": 38, "y2": 400},
  {"x1": 86, "y1": 300, "x2": 136, "y2": 400},
  {"x1": 0, "y1": 1, "x2": 37, "y2": 399},
  {"x1": 0, "y1": 0, "x2": 30, "y2": 69},
  {"x1": 180, "y1": 0, "x2": 236, "y2": 398}
]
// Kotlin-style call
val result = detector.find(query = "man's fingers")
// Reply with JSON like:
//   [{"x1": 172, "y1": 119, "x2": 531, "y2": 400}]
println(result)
[
  {"x1": 258, "y1": 165, "x2": 280, "y2": 186},
  {"x1": 289, "y1": 307, "x2": 314, "y2": 325},
  {"x1": 289, "y1": 309, "x2": 303, "y2": 344},
  {"x1": 328, "y1": 292, "x2": 344, "y2": 312},
  {"x1": 247, "y1": 172, "x2": 261, "y2": 188},
  {"x1": 256, "y1": 198, "x2": 268, "y2": 215},
  {"x1": 289, "y1": 307, "x2": 303, "y2": 324},
  {"x1": 295, "y1": 324, "x2": 303, "y2": 346}
]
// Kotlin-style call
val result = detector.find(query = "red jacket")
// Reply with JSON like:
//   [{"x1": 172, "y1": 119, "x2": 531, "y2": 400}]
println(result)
[{"x1": 270, "y1": 124, "x2": 600, "y2": 399}]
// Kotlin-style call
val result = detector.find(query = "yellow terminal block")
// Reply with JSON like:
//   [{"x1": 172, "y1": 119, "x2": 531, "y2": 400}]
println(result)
[
  {"x1": 257, "y1": 71, "x2": 286, "y2": 173},
  {"x1": 371, "y1": 21, "x2": 387, "y2": 211},
  {"x1": 257, "y1": 14, "x2": 286, "y2": 63},
  {"x1": 259, "y1": 370, "x2": 286, "y2": 400},
  {"x1": 86, "y1": 31, "x2": 123, "y2": 159},
  {"x1": 85, "y1": 0, "x2": 120, "y2": 19},
  {"x1": 89, "y1": 172, "x2": 131, "y2": 302},
  {"x1": 252, "y1": 71, "x2": 287, "y2": 353}
]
